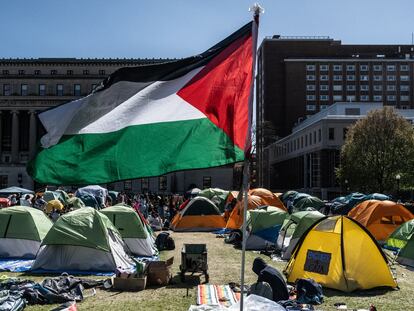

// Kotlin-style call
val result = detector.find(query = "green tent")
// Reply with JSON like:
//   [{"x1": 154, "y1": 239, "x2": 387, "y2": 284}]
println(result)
[
  {"x1": 0, "y1": 206, "x2": 53, "y2": 258},
  {"x1": 32, "y1": 207, "x2": 134, "y2": 271},
  {"x1": 386, "y1": 219, "x2": 414, "y2": 267},
  {"x1": 276, "y1": 210, "x2": 325, "y2": 260},
  {"x1": 293, "y1": 196, "x2": 325, "y2": 213},
  {"x1": 101, "y1": 204, "x2": 157, "y2": 256},
  {"x1": 245, "y1": 206, "x2": 288, "y2": 250},
  {"x1": 198, "y1": 188, "x2": 229, "y2": 212}
]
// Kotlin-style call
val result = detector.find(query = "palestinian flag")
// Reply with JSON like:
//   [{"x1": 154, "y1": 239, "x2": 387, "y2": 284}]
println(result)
[{"x1": 28, "y1": 22, "x2": 255, "y2": 185}]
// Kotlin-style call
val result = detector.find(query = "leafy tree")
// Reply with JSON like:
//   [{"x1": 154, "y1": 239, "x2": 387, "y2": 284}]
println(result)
[{"x1": 336, "y1": 107, "x2": 414, "y2": 193}]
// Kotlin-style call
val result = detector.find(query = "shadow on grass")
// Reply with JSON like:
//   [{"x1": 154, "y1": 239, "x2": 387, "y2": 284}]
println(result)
[
  {"x1": 323, "y1": 287, "x2": 397, "y2": 298},
  {"x1": 165, "y1": 274, "x2": 205, "y2": 289}
]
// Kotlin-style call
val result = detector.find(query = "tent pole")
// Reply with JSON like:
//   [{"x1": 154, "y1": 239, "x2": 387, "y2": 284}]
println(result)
[{"x1": 239, "y1": 4, "x2": 262, "y2": 310}]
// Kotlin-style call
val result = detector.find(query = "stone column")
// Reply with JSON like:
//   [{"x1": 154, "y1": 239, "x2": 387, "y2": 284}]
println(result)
[
  {"x1": 29, "y1": 110, "x2": 37, "y2": 159},
  {"x1": 11, "y1": 110, "x2": 19, "y2": 163}
]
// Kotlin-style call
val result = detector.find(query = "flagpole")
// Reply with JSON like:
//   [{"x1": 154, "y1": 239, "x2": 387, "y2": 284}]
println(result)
[{"x1": 240, "y1": 3, "x2": 263, "y2": 310}]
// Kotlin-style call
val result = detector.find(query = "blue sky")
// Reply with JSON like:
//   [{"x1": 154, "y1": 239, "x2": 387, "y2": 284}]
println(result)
[{"x1": 1, "y1": 0, "x2": 413, "y2": 58}]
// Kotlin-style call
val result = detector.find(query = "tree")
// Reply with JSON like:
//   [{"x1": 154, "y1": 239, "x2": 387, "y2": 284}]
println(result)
[{"x1": 336, "y1": 107, "x2": 414, "y2": 194}]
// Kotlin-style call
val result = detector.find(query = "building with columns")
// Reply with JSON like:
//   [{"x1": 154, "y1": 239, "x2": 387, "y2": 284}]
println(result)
[{"x1": 0, "y1": 58, "x2": 239, "y2": 192}]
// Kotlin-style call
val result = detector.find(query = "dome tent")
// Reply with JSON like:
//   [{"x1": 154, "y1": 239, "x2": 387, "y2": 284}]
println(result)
[
  {"x1": 0, "y1": 206, "x2": 53, "y2": 259},
  {"x1": 285, "y1": 216, "x2": 397, "y2": 292},
  {"x1": 198, "y1": 188, "x2": 229, "y2": 212},
  {"x1": 171, "y1": 197, "x2": 226, "y2": 231},
  {"x1": 249, "y1": 188, "x2": 286, "y2": 211},
  {"x1": 32, "y1": 207, "x2": 134, "y2": 272},
  {"x1": 225, "y1": 195, "x2": 264, "y2": 230},
  {"x1": 386, "y1": 219, "x2": 414, "y2": 267},
  {"x1": 245, "y1": 206, "x2": 288, "y2": 250},
  {"x1": 348, "y1": 200, "x2": 414, "y2": 241},
  {"x1": 276, "y1": 210, "x2": 325, "y2": 260},
  {"x1": 100, "y1": 204, "x2": 157, "y2": 256}
]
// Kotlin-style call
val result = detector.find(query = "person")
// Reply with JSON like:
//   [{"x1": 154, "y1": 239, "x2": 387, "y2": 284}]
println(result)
[
  {"x1": 252, "y1": 257, "x2": 289, "y2": 302},
  {"x1": 33, "y1": 195, "x2": 46, "y2": 210},
  {"x1": 148, "y1": 212, "x2": 162, "y2": 231},
  {"x1": 8, "y1": 194, "x2": 18, "y2": 206},
  {"x1": 157, "y1": 197, "x2": 166, "y2": 222},
  {"x1": 50, "y1": 209, "x2": 60, "y2": 222},
  {"x1": 20, "y1": 194, "x2": 32, "y2": 207}
]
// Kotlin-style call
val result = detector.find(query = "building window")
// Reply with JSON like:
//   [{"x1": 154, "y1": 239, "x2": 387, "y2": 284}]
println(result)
[
  {"x1": 18, "y1": 70, "x2": 25, "y2": 75},
  {"x1": 309, "y1": 133, "x2": 312, "y2": 145},
  {"x1": 74, "y1": 84, "x2": 81, "y2": 96},
  {"x1": 203, "y1": 176, "x2": 212, "y2": 189},
  {"x1": 387, "y1": 95, "x2": 396, "y2": 101},
  {"x1": 141, "y1": 178, "x2": 149, "y2": 191},
  {"x1": 320, "y1": 85, "x2": 329, "y2": 91},
  {"x1": 320, "y1": 64, "x2": 329, "y2": 71},
  {"x1": 346, "y1": 85, "x2": 356, "y2": 91},
  {"x1": 306, "y1": 95, "x2": 316, "y2": 100},
  {"x1": 56, "y1": 84, "x2": 64, "y2": 96},
  {"x1": 400, "y1": 65, "x2": 409, "y2": 71},
  {"x1": 373, "y1": 95, "x2": 383, "y2": 101},
  {"x1": 346, "y1": 65, "x2": 355, "y2": 71},
  {"x1": 320, "y1": 104, "x2": 329, "y2": 110},
  {"x1": 158, "y1": 175, "x2": 167, "y2": 191},
  {"x1": 306, "y1": 104, "x2": 316, "y2": 111},
  {"x1": 51, "y1": 70, "x2": 57, "y2": 75},
  {"x1": 386, "y1": 85, "x2": 396, "y2": 91},
  {"x1": 21, "y1": 84, "x2": 28, "y2": 96},
  {"x1": 320, "y1": 75, "x2": 329, "y2": 81},
  {"x1": 387, "y1": 75, "x2": 396, "y2": 81},
  {"x1": 401, "y1": 75, "x2": 410, "y2": 81},
  {"x1": 346, "y1": 75, "x2": 355, "y2": 81},
  {"x1": 320, "y1": 95, "x2": 329, "y2": 101},
  {"x1": 373, "y1": 85, "x2": 383, "y2": 91},
  {"x1": 83, "y1": 70, "x2": 89, "y2": 75},
  {"x1": 67, "y1": 70, "x2": 73, "y2": 75},
  {"x1": 34, "y1": 70, "x2": 41, "y2": 75},
  {"x1": 3, "y1": 84, "x2": 11, "y2": 96},
  {"x1": 318, "y1": 129, "x2": 321, "y2": 142},
  {"x1": 2, "y1": 70, "x2": 9, "y2": 75},
  {"x1": 99, "y1": 70, "x2": 106, "y2": 75},
  {"x1": 373, "y1": 65, "x2": 382, "y2": 71},
  {"x1": 38, "y1": 84, "x2": 46, "y2": 96},
  {"x1": 333, "y1": 75, "x2": 342, "y2": 81},
  {"x1": 373, "y1": 75, "x2": 383, "y2": 81},
  {"x1": 360, "y1": 85, "x2": 369, "y2": 91},
  {"x1": 313, "y1": 131, "x2": 317, "y2": 144},
  {"x1": 124, "y1": 180, "x2": 132, "y2": 191},
  {"x1": 360, "y1": 65, "x2": 369, "y2": 71},
  {"x1": 333, "y1": 65, "x2": 342, "y2": 71},
  {"x1": 346, "y1": 95, "x2": 356, "y2": 102},
  {"x1": 400, "y1": 85, "x2": 410, "y2": 92},
  {"x1": 386, "y1": 65, "x2": 396, "y2": 71},
  {"x1": 333, "y1": 85, "x2": 342, "y2": 91},
  {"x1": 306, "y1": 85, "x2": 316, "y2": 91},
  {"x1": 329, "y1": 128, "x2": 335, "y2": 140},
  {"x1": 306, "y1": 75, "x2": 315, "y2": 81},
  {"x1": 306, "y1": 65, "x2": 316, "y2": 71},
  {"x1": 305, "y1": 135, "x2": 308, "y2": 146},
  {"x1": 0, "y1": 176, "x2": 7, "y2": 189},
  {"x1": 360, "y1": 75, "x2": 369, "y2": 81},
  {"x1": 333, "y1": 95, "x2": 343, "y2": 101},
  {"x1": 401, "y1": 95, "x2": 410, "y2": 101},
  {"x1": 360, "y1": 95, "x2": 369, "y2": 101}
]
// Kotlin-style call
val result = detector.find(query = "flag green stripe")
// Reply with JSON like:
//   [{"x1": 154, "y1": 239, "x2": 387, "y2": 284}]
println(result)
[{"x1": 28, "y1": 118, "x2": 244, "y2": 185}]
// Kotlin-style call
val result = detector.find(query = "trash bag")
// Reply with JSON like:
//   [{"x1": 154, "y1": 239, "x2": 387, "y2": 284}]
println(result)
[{"x1": 296, "y1": 278, "x2": 323, "y2": 305}]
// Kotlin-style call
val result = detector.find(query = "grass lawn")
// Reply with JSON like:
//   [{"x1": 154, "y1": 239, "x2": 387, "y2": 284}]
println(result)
[{"x1": 4, "y1": 232, "x2": 414, "y2": 310}]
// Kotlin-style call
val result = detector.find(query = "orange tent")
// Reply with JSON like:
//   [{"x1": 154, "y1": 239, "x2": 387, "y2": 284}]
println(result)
[
  {"x1": 348, "y1": 200, "x2": 414, "y2": 241},
  {"x1": 170, "y1": 197, "x2": 226, "y2": 231},
  {"x1": 249, "y1": 188, "x2": 287, "y2": 211},
  {"x1": 226, "y1": 195, "x2": 264, "y2": 229}
]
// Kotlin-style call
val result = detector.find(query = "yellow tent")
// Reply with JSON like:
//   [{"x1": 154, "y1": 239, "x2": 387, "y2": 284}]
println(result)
[
  {"x1": 285, "y1": 216, "x2": 397, "y2": 292},
  {"x1": 45, "y1": 199, "x2": 64, "y2": 213}
]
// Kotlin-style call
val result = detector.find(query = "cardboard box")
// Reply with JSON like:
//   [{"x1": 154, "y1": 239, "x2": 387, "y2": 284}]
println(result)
[
  {"x1": 147, "y1": 257, "x2": 174, "y2": 286},
  {"x1": 112, "y1": 276, "x2": 147, "y2": 291}
]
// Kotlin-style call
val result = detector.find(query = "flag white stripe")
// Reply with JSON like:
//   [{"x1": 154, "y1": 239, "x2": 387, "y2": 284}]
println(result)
[{"x1": 40, "y1": 67, "x2": 205, "y2": 148}]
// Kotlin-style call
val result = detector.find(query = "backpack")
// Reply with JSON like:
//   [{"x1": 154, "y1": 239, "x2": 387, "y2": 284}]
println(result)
[
  {"x1": 296, "y1": 278, "x2": 324, "y2": 305},
  {"x1": 248, "y1": 281, "x2": 273, "y2": 301},
  {"x1": 155, "y1": 232, "x2": 175, "y2": 251}
]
